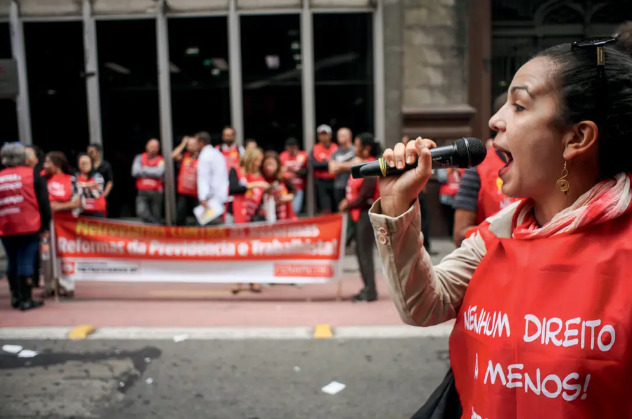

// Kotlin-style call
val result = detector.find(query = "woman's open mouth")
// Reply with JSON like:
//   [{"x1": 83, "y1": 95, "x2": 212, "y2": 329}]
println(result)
[{"x1": 495, "y1": 147, "x2": 513, "y2": 177}]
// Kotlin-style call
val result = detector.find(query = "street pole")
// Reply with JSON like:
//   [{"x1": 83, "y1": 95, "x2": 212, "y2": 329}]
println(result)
[{"x1": 156, "y1": 0, "x2": 176, "y2": 225}]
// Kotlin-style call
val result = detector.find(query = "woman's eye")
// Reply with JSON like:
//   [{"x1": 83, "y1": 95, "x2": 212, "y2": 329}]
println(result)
[{"x1": 513, "y1": 103, "x2": 525, "y2": 112}]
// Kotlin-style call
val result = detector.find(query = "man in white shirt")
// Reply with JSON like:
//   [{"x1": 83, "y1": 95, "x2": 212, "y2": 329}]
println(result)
[{"x1": 195, "y1": 132, "x2": 228, "y2": 224}]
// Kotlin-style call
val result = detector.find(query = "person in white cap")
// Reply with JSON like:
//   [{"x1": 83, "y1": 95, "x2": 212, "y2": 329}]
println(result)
[{"x1": 310, "y1": 124, "x2": 338, "y2": 214}]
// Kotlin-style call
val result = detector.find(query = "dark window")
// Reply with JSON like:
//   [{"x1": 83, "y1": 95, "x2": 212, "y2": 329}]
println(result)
[
  {"x1": 169, "y1": 16, "x2": 230, "y2": 142},
  {"x1": 97, "y1": 19, "x2": 159, "y2": 218},
  {"x1": 0, "y1": 22, "x2": 18, "y2": 143},
  {"x1": 24, "y1": 22, "x2": 89, "y2": 160},
  {"x1": 241, "y1": 14, "x2": 303, "y2": 152},
  {"x1": 314, "y1": 13, "x2": 373, "y2": 138}
]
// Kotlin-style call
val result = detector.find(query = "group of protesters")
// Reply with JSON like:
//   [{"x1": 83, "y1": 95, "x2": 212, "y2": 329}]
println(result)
[
  {"x1": 0, "y1": 124, "x2": 384, "y2": 306},
  {"x1": 130, "y1": 124, "x2": 378, "y2": 229}
]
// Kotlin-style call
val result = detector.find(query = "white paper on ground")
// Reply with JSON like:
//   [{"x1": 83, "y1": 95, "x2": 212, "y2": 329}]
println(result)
[
  {"x1": 2, "y1": 345, "x2": 23, "y2": 354},
  {"x1": 193, "y1": 200, "x2": 224, "y2": 226},
  {"x1": 321, "y1": 381, "x2": 346, "y2": 395},
  {"x1": 17, "y1": 349, "x2": 38, "y2": 358},
  {"x1": 173, "y1": 334, "x2": 189, "y2": 343}
]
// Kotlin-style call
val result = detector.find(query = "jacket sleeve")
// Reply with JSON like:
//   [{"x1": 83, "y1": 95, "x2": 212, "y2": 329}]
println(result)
[
  {"x1": 131, "y1": 155, "x2": 143, "y2": 178},
  {"x1": 368, "y1": 199, "x2": 487, "y2": 326},
  {"x1": 228, "y1": 168, "x2": 247, "y2": 195},
  {"x1": 34, "y1": 173, "x2": 51, "y2": 232},
  {"x1": 143, "y1": 160, "x2": 165, "y2": 178},
  {"x1": 309, "y1": 150, "x2": 329, "y2": 171}
]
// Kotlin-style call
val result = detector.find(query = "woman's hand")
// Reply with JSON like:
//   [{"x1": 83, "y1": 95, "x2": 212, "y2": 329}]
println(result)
[
  {"x1": 338, "y1": 199, "x2": 349, "y2": 212},
  {"x1": 378, "y1": 137, "x2": 436, "y2": 217}
]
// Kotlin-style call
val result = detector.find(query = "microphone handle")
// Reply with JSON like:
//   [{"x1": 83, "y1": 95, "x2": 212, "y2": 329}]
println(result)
[{"x1": 375, "y1": 144, "x2": 459, "y2": 176}]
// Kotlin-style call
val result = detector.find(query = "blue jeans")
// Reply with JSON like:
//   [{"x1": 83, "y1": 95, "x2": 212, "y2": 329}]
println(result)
[
  {"x1": 293, "y1": 189, "x2": 305, "y2": 214},
  {"x1": 2, "y1": 234, "x2": 39, "y2": 278}
]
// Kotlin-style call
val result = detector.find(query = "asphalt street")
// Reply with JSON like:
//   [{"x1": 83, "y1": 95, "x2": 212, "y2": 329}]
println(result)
[{"x1": 0, "y1": 337, "x2": 450, "y2": 419}]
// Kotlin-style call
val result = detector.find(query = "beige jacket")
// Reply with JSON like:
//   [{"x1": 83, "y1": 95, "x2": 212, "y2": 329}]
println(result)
[{"x1": 368, "y1": 198, "x2": 520, "y2": 327}]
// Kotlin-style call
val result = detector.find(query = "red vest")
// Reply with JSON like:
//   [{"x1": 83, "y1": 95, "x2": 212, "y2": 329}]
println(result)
[
  {"x1": 47, "y1": 173, "x2": 74, "y2": 203},
  {"x1": 136, "y1": 153, "x2": 164, "y2": 192},
  {"x1": 280, "y1": 150, "x2": 308, "y2": 191},
  {"x1": 476, "y1": 151, "x2": 516, "y2": 224},
  {"x1": 263, "y1": 181, "x2": 297, "y2": 222},
  {"x1": 450, "y1": 209, "x2": 632, "y2": 418},
  {"x1": 177, "y1": 152, "x2": 199, "y2": 197},
  {"x1": 232, "y1": 170, "x2": 265, "y2": 224},
  {"x1": 439, "y1": 168, "x2": 464, "y2": 198},
  {"x1": 217, "y1": 144, "x2": 241, "y2": 172},
  {"x1": 312, "y1": 143, "x2": 338, "y2": 180},
  {"x1": 0, "y1": 166, "x2": 41, "y2": 236},
  {"x1": 77, "y1": 173, "x2": 107, "y2": 214},
  {"x1": 345, "y1": 157, "x2": 379, "y2": 222}
]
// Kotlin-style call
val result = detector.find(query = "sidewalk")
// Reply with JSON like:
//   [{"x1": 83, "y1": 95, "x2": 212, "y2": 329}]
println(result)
[{"x1": 0, "y1": 238, "x2": 455, "y2": 329}]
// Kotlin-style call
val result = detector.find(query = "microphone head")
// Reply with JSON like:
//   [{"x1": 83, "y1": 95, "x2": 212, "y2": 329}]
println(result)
[{"x1": 455, "y1": 137, "x2": 487, "y2": 168}]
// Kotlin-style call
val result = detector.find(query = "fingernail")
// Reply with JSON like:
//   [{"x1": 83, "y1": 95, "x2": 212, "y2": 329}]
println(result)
[
  {"x1": 388, "y1": 160, "x2": 395, "y2": 168},
  {"x1": 406, "y1": 155, "x2": 414, "y2": 164},
  {"x1": 397, "y1": 161, "x2": 404, "y2": 169}
]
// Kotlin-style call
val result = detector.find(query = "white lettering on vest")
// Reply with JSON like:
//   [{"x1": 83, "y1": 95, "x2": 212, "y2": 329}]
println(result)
[
  {"x1": 484, "y1": 361, "x2": 507, "y2": 386},
  {"x1": 522, "y1": 314, "x2": 615, "y2": 352},
  {"x1": 480, "y1": 358, "x2": 592, "y2": 402},
  {"x1": 463, "y1": 306, "x2": 511, "y2": 338},
  {"x1": 506, "y1": 364, "x2": 524, "y2": 388}
]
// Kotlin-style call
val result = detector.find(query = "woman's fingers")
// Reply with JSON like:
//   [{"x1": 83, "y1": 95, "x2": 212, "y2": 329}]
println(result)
[
  {"x1": 405, "y1": 138, "x2": 421, "y2": 165},
  {"x1": 414, "y1": 138, "x2": 437, "y2": 177},
  {"x1": 382, "y1": 138, "x2": 437, "y2": 170},
  {"x1": 393, "y1": 142, "x2": 406, "y2": 169},
  {"x1": 383, "y1": 148, "x2": 395, "y2": 168}
]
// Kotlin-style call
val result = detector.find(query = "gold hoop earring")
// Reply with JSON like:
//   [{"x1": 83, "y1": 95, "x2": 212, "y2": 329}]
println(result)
[{"x1": 557, "y1": 161, "x2": 569, "y2": 194}]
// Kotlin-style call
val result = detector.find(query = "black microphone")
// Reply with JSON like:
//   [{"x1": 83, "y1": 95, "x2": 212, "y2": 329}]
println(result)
[{"x1": 351, "y1": 137, "x2": 487, "y2": 179}]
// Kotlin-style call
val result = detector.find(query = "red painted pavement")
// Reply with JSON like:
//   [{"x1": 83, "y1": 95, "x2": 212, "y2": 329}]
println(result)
[{"x1": 0, "y1": 273, "x2": 405, "y2": 328}]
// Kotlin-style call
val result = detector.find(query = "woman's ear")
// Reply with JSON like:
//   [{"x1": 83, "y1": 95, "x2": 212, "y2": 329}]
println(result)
[{"x1": 563, "y1": 120, "x2": 599, "y2": 160}]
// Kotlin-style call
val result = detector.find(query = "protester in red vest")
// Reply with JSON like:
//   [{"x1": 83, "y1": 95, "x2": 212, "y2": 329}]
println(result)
[
  {"x1": 261, "y1": 151, "x2": 296, "y2": 222},
  {"x1": 216, "y1": 126, "x2": 244, "y2": 172},
  {"x1": 229, "y1": 147, "x2": 269, "y2": 294},
  {"x1": 280, "y1": 137, "x2": 308, "y2": 214},
  {"x1": 132, "y1": 138, "x2": 165, "y2": 224},
  {"x1": 310, "y1": 124, "x2": 338, "y2": 214},
  {"x1": 43, "y1": 151, "x2": 81, "y2": 298},
  {"x1": 172, "y1": 135, "x2": 201, "y2": 226},
  {"x1": 371, "y1": 40, "x2": 632, "y2": 417},
  {"x1": 0, "y1": 143, "x2": 50, "y2": 310},
  {"x1": 453, "y1": 93, "x2": 516, "y2": 247},
  {"x1": 44, "y1": 152, "x2": 81, "y2": 215},
  {"x1": 228, "y1": 147, "x2": 269, "y2": 225},
  {"x1": 338, "y1": 133, "x2": 380, "y2": 302},
  {"x1": 77, "y1": 154, "x2": 106, "y2": 217}
]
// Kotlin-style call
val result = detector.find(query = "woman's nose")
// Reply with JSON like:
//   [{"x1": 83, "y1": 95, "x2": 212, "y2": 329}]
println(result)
[{"x1": 489, "y1": 109, "x2": 505, "y2": 133}]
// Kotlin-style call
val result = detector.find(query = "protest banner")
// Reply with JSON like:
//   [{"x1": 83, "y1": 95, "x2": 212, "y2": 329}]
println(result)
[{"x1": 53, "y1": 213, "x2": 345, "y2": 284}]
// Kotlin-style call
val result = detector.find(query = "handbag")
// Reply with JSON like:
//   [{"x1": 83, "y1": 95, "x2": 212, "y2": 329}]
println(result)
[{"x1": 411, "y1": 368, "x2": 462, "y2": 419}]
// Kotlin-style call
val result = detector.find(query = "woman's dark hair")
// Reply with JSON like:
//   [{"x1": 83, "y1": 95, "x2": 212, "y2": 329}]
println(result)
[
  {"x1": 535, "y1": 43, "x2": 632, "y2": 178},
  {"x1": 356, "y1": 132, "x2": 380, "y2": 158},
  {"x1": 46, "y1": 151, "x2": 72, "y2": 175},
  {"x1": 88, "y1": 143, "x2": 103, "y2": 153},
  {"x1": 262, "y1": 151, "x2": 284, "y2": 182}
]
